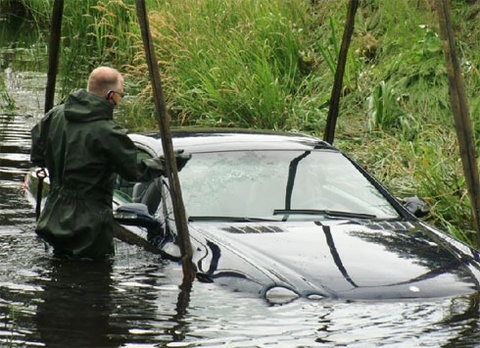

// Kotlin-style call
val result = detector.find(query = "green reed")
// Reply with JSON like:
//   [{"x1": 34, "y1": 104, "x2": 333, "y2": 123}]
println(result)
[
  {"x1": 7, "y1": 0, "x2": 480, "y2": 246},
  {"x1": 123, "y1": 0, "x2": 317, "y2": 130}
]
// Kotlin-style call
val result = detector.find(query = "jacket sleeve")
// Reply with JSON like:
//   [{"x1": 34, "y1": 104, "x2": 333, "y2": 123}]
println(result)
[
  {"x1": 136, "y1": 157, "x2": 166, "y2": 181},
  {"x1": 104, "y1": 125, "x2": 164, "y2": 182}
]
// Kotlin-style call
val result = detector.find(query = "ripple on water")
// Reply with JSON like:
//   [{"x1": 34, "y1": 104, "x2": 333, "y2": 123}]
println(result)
[{"x1": 3, "y1": 221, "x2": 480, "y2": 347}]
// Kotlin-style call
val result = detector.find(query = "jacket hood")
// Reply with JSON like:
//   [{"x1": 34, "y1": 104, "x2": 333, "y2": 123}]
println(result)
[{"x1": 64, "y1": 89, "x2": 113, "y2": 122}]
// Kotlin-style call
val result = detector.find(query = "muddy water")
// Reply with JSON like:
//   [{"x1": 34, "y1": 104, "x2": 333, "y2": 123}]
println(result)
[{"x1": 2, "y1": 73, "x2": 480, "y2": 347}]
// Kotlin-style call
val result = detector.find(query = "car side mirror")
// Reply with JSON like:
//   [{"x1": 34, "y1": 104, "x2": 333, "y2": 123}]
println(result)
[
  {"x1": 114, "y1": 203, "x2": 182, "y2": 260},
  {"x1": 401, "y1": 196, "x2": 429, "y2": 218},
  {"x1": 113, "y1": 203, "x2": 160, "y2": 229}
]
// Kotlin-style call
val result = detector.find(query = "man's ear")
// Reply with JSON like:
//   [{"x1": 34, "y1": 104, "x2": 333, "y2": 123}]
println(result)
[{"x1": 106, "y1": 90, "x2": 114, "y2": 100}]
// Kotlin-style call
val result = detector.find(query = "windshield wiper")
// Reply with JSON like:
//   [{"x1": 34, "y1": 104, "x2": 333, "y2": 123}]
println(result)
[
  {"x1": 188, "y1": 216, "x2": 277, "y2": 222},
  {"x1": 272, "y1": 209, "x2": 377, "y2": 220}
]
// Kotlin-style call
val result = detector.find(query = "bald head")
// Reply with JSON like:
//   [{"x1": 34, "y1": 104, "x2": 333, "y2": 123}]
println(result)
[{"x1": 87, "y1": 67, "x2": 124, "y2": 99}]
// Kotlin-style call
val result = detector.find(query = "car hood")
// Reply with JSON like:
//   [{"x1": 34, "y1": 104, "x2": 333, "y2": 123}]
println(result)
[{"x1": 189, "y1": 219, "x2": 480, "y2": 300}]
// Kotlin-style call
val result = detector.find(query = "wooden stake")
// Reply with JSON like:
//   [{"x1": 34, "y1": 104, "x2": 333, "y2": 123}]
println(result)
[
  {"x1": 44, "y1": 0, "x2": 63, "y2": 113},
  {"x1": 135, "y1": 0, "x2": 195, "y2": 284},
  {"x1": 323, "y1": 0, "x2": 358, "y2": 145},
  {"x1": 436, "y1": 0, "x2": 480, "y2": 246}
]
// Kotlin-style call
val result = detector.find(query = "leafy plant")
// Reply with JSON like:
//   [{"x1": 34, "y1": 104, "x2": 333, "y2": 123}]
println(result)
[{"x1": 6, "y1": 0, "x2": 480, "y2": 247}]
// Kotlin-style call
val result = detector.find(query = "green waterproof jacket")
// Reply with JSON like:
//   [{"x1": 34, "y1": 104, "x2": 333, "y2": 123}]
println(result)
[{"x1": 31, "y1": 89, "x2": 164, "y2": 259}]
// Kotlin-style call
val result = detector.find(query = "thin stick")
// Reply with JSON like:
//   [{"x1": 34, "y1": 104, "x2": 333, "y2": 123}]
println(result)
[
  {"x1": 436, "y1": 0, "x2": 480, "y2": 246},
  {"x1": 323, "y1": 0, "x2": 358, "y2": 145},
  {"x1": 44, "y1": 0, "x2": 64, "y2": 113},
  {"x1": 135, "y1": 0, "x2": 195, "y2": 284}
]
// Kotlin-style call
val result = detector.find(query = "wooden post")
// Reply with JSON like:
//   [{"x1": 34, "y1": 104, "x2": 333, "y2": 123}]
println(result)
[
  {"x1": 135, "y1": 0, "x2": 196, "y2": 284},
  {"x1": 436, "y1": 0, "x2": 480, "y2": 246},
  {"x1": 44, "y1": 0, "x2": 63, "y2": 113},
  {"x1": 323, "y1": 0, "x2": 358, "y2": 145}
]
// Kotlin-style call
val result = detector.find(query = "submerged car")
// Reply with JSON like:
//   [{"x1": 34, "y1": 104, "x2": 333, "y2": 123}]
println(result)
[{"x1": 24, "y1": 129, "x2": 480, "y2": 303}]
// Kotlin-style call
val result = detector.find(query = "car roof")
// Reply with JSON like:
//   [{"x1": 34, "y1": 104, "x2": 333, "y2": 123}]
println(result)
[{"x1": 129, "y1": 128, "x2": 335, "y2": 155}]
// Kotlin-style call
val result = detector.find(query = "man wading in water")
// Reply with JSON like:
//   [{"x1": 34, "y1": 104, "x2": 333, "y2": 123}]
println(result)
[{"x1": 30, "y1": 66, "x2": 188, "y2": 260}]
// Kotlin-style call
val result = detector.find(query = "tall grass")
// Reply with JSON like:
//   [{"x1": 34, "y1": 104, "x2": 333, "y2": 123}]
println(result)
[
  {"x1": 124, "y1": 0, "x2": 318, "y2": 130},
  {"x1": 56, "y1": 0, "x2": 140, "y2": 96},
  {"x1": 5, "y1": 0, "x2": 480, "y2": 245}
]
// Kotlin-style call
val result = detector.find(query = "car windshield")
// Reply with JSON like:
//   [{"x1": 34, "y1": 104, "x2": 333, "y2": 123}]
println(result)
[{"x1": 178, "y1": 150, "x2": 399, "y2": 220}]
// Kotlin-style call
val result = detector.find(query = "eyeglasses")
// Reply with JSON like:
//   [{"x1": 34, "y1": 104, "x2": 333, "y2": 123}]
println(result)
[{"x1": 106, "y1": 90, "x2": 125, "y2": 99}]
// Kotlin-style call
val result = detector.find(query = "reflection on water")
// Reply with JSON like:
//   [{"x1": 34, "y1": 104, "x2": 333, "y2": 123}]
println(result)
[
  {"x1": 35, "y1": 260, "x2": 117, "y2": 347},
  {"x1": 32, "y1": 254, "x2": 196, "y2": 347},
  {"x1": 1, "y1": 54, "x2": 480, "y2": 348}
]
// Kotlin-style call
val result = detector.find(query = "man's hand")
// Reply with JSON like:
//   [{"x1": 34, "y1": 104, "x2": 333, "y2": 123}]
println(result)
[
  {"x1": 172, "y1": 149, "x2": 191, "y2": 172},
  {"x1": 159, "y1": 149, "x2": 191, "y2": 172}
]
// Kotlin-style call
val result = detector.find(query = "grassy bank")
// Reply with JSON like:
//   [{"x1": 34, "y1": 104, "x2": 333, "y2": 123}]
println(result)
[{"x1": 2, "y1": 0, "x2": 480, "y2": 245}]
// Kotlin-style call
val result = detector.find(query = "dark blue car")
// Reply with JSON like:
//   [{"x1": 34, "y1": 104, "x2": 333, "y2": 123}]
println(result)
[{"x1": 26, "y1": 129, "x2": 480, "y2": 304}]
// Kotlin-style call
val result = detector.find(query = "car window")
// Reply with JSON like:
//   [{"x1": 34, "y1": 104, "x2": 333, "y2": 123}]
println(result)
[{"x1": 178, "y1": 150, "x2": 399, "y2": 220}]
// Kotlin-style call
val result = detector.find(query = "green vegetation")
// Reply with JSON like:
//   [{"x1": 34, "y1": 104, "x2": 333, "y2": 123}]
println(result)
[{"x1": 2, "y1": 0, "x2": 480, "y2": 245}]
